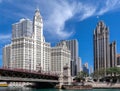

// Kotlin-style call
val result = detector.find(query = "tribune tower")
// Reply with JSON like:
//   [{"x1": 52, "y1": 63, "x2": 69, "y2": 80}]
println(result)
[{"x1": 93, "y1": 21, "x2": 110, "y2": 73}]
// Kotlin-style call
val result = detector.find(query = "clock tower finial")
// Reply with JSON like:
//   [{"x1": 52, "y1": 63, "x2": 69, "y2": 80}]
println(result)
[
  {"x1": 33, "y1": 8, "x2": 43, "y2": 41},
  {"x1": 36, "y1": 6, "x2": 39, "y2": 12},
  {"x1": 34, "y1": 7, "x2": 42, "y2": 23}
]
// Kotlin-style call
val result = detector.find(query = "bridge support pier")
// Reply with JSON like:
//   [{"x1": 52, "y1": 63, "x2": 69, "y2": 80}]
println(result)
[{"x1": 58, "y1": 74, "x2": 63, "y2": 89}]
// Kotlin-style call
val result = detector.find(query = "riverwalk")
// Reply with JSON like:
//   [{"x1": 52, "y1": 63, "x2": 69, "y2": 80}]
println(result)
[{"x1": 87, "y1": 82, "x2": 120, "y2": 89}]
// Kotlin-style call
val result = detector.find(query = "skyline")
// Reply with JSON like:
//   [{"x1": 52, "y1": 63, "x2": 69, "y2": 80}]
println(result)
[{"x1": 1, "y1": 0, "x2": 120, "y2": 69}]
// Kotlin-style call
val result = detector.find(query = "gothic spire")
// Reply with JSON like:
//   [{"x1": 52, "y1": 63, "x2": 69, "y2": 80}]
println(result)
[
  {"x1": 33, "y1": 8, "x2": 42, "y2": 24},
  {"x1": 96, "y1": 20, "x2": 109, "y2": 34}
]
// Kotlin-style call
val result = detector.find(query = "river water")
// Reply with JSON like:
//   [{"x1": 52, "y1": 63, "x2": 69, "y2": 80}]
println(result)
[{"x1": 0, "y1": 87, "x2": 120, "y2": 91}]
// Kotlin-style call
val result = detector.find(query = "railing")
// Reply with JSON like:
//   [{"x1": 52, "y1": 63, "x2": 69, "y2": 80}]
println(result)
[
  {"x1": 0, "y1": 76, "x2": 59, "y2": 83},
  {"x1": 1, "y1": 67, "x2": 60, "y2": 77}
]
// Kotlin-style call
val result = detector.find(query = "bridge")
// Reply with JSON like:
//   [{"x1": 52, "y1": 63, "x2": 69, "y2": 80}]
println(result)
[{"x1": 0, "y1": 68, "x2": 59, "y2": 83}]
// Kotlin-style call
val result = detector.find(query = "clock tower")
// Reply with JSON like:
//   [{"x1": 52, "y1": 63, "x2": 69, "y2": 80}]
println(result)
[
  {"x1": 33, "y1": 8, "x2": 43, "y2": 42},
  {"x1": 33, "y1": 8, "x2": 44, "y2": 71}
]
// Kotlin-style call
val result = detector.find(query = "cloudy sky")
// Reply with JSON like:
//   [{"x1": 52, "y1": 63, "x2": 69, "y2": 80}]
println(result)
[{"x1": 0, "y1": 0, "x2": 120, "y2": 69}]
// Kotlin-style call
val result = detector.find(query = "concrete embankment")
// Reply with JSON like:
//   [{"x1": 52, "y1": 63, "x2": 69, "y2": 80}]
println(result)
[
  {"x1": 87, "y1": 82, "x2": 120, "y2": 89},
  {"x1": 62, "y1": 85, "x2": 92, "y2": 90}
]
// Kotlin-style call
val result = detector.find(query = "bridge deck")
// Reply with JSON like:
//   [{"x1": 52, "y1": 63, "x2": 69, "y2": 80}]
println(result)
[
  {"x1": 0, "y1": 68, "x2": 59, "y2": 82},
  {"x1": 0, "y1": 76, "x2": 58, "y2": 83}
]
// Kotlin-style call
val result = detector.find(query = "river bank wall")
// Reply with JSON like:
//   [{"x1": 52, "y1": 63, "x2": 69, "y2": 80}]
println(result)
[{"x1": 87, "y1": 82, "x2": 120, "y2": 89}]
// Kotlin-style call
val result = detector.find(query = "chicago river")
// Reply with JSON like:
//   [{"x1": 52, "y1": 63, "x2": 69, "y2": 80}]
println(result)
[{"x1": 0, "y1": 87, "x2": 120, "y2": 91}]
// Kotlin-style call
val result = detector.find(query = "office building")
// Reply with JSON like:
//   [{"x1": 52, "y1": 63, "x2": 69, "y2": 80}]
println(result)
[
  {"x1": 117, "y1": 54, "x2": 120, "y2": 66},
  {"x1": 90, "y1": 66, "x2": 93, "y2": 75},
  {"x1": 10, "y1": 37, "x2": 34, "y2": 70},
  {"x1": 33, "y1": 9, "x2": 51, "y2": 71},
  {"x1": 51, "y1": 41, "x2": 71, "y2": 74},
  {"x1": 12, "y1": 19, "x2": 33, "y2": 39},
  {"x1": 10, "y1": 19, "x2": 34, "y2": 70},
  {"x1": 93, "y1": 21, "x2": 110, "y2": 73},
  {"x1": 3, "y1": 44, "x2": 12, "y2": 68},
  {"x1": 57, "y1": 39, "x2": 80, "y2": 76},
  {"x1": 3, "y1": 9, "x2": 51, "y2": 72},
  {"x1": 43, "y1": 42, "x2": 51, "y2": 71},
  {"x1": 93, "y1": 21, "x2": 117, "y2": 75},
  {"x1": 110, "y1": 41, "x2": 117, "y2": 67},
  {"x1": 83, "y1": 62, "x2": 89, "y2": 75},
  {"x1": 78, "y1": 57, "x2": 82, "y2": 72}
]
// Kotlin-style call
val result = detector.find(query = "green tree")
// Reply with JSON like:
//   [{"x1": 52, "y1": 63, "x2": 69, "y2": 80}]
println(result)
[
  {"x1": 106, "y1": 67, "x2": 120, "y2": 76},
  {"x1": 75, "y1": 71, "x2": 88, "y2": 82},
  {"x1": 93, "y1": 67, "x2": 120, "y2": 82},
  {"x1": 106, "y1": 67, "x2": 120, "y2": 82},
  {"x1": 78, "y1": 71, "x2": 88, "y2": 77}
]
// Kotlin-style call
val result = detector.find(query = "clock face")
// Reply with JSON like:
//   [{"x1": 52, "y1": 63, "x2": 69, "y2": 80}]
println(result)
[
  {"x1": 36, "y1": 18, "x2": 42, "y2": 25},
  {"x1": 36, "y1": 21, "x2": 40, "y2": 25},
  {"x1": 36, "y1": 15, "x2": 42, "y2": 22},
  {"x1": 36, "y1": 22, "x2": 43, "y2": 27},
  {"x1": 34, "y1": 13, "x2": 43, "y2": 27}
]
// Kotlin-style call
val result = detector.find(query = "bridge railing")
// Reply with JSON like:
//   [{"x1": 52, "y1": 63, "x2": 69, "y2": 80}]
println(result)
[
  {"x1": 0, "y1": 66, "x2": 60, "y2": 77},
  {"x1": 0, "y1": 76, "x2": 59, "y2": 82}
]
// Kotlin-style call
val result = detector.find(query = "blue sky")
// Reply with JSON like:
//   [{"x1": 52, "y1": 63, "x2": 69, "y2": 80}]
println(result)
[{"x1": 0, "y1": 0, "x2": 120, "y2": 70}]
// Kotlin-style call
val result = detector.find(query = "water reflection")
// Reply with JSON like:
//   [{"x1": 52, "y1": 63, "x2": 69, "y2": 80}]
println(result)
[
  {"x1": 0, "y1": 87, "x2": 120, "y2": 91},
  {"x1": 0, "y1": 87, "x2": 32, "y2": 91}
]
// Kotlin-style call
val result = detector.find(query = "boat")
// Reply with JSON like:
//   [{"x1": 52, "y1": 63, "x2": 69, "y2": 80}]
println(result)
[{"x1": 0, "y1": 82, "x2": 8, "y2": 87}]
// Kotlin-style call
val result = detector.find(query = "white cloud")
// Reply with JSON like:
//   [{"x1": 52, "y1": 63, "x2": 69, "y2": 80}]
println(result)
[
  {"x1": 44, "y1": 1, "x2": 75, "y2": 39},
  {"x1": 43, "y1": 1, "x2": 97, "y2": 39},
  {"x1": 3, "y1": 0, "x2": 96, "y2": 40},
  {"x1": 0, "y1": 0, "x2": 2, "y2": 3},
  {"x1": 0, "y1": 34, "x2": 11, "y2": 43},
  {"x1": 0, "y1": 34, "x2": 11, "y2": 40},
  {"x1": 1, "y1": 0, "x2": 120, "y2": 41},
  {"x1": 74, "y1": 2, "x2": 96, "y2": 21},
  {"x1": 98, "y1": 0, "x2": 120, "y2": 15}
]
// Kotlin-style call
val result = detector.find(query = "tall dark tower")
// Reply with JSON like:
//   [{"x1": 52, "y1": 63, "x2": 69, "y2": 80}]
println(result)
[
  {"x1": 93, "y1": 21, "x2": 110, "y2": 73},
  {"x1": 110, "y1": 41, "x2": 117, "y2": 67}
]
